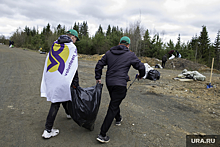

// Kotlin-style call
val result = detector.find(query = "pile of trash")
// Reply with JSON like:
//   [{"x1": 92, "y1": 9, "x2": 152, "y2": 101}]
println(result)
[{"x1": 174, "y1": 69, "x2": 206, "y2": 81}]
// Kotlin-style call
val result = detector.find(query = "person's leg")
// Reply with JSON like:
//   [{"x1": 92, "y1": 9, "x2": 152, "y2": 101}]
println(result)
[
  {"x1": 100, "y1": 86, "x2": 127, "y2": 137},
  {"x1": 168, "y1": 54, "x2": 172, "y2": 58},
  {"x1": 62, "y1": 101, "x2": 70, "y2": 115},
  {"x1": 45, "y1": 102, "x2": 61, "y2": 131},
  {"x1": 62, "y1": 101, "x2": 71, "y2": 119},
  {"x1": 107, "y1": 86, "x2": 121, "y2": 121},
  {"x1": 42, "y1": 102, "x2": 61, "y2": 138}
]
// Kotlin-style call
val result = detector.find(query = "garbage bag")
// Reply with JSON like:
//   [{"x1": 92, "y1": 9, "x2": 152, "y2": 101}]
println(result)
[
  {"x1": 67, "y1": 84, "x2": 103, "y2": 131},
  {"x1": 146, "y1": 70, "x2": 160, "y2": 81},
  {"x1": 169, "y1": 54, "x2": 175, "y2": 60},
  {"x1": 143, "y1": 63, "x2": 154, "y2": 79},
  {"x1": 155, "y1": 64, "x2": 160, "y2": 68}
]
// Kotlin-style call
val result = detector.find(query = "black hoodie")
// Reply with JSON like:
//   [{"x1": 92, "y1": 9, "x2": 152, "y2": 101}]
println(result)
[{"x1": 95, "y1": 45, "x2": 145, "y2": 87}]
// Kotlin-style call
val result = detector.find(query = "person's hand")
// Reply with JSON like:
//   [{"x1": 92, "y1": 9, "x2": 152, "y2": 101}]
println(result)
[
  {"x1": 96, "y1": 79, "x2": 101, "y2": 84},
  {"x1": 136, "y1": 74, "x2": 143, "y2": 80}
]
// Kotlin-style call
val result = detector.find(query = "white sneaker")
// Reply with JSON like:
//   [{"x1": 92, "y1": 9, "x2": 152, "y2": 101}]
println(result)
[
  {"x1": 67, "y1": 115, "x2": 71, "y2": 119},
  {"x1": 42, "y1": 129, "x2": 59, "y2": 139}
]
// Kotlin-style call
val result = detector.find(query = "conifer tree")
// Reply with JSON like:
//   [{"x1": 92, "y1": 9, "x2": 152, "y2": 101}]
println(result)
[
  {"x1": 143, "y1": 29, "x2": 151, "y2": 57},
  {"x1": 106, "y1": 25, "x2": 111, "y2": 37},
  {"x1": 198, "y1": 25, "x2": 211, "y2": 64},
  {"x1": 175, "y1": 34, "x2": 181, "y2": 51},
  {"x1": 214, "y1": 30, "x2": 220, "y2": 70}
]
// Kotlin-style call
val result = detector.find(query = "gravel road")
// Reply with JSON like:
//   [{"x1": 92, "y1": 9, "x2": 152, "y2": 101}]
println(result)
[{"x1": 0, "y1": 45, "x2": 219, "y2": 147}]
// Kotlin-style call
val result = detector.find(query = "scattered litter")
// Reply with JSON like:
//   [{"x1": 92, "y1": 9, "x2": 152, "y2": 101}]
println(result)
[
  {"x1": 155, "y1": 64, "x2": 163, "y2": 69},
  {"x1": 8, "y1": 106, "x2": 15, "y2": 109},
  {"x1": 182, "y1": 69, "x2": 206, "y2": 81},
  {"x1": 173, "y1": 78, "x2": 194, "y2": 82},
  {"x1": 174, "y1": 69, "x2": 206, "y2": 81}
]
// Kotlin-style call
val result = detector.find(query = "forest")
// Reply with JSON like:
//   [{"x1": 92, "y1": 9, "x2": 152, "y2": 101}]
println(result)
[{"x1": 0, "y1": 21, "x2": 219, "y2": 70}]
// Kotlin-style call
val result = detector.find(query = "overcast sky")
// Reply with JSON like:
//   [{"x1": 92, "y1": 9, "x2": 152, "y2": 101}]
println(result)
[{"x1": 0, "y1": 0, "x2": 219, "y2": 44}]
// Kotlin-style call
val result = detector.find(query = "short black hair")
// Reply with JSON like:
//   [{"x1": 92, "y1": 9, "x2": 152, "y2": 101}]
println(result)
[{"x1": 120, "y1": 40, "x2": 129, "y2": 45}]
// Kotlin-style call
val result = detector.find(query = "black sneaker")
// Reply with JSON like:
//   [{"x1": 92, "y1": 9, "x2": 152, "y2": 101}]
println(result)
[
  {"x1": 115, "y1": 116, "x2": 123, "y2": 126},
  {"x1": 96, "y1": 134, "x2": 110, "y2": 143}
]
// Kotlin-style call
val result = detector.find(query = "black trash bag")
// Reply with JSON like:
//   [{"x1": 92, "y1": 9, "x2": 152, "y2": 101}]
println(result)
[
  {"x1": 146, "y1": 70, "x2": 160, "y2": 81},
  {"x1": 155, "y1": 64, "x2": 160, "y2": 68},
  {"x1": 66, "y1": 84, "x2": 103, "y2": 131}
]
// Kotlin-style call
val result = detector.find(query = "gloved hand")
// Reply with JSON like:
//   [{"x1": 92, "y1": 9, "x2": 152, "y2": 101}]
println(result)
[
  {"x1": 96, "y1": 79, "x2": 101, "y2": 84},
  {"x1": 136, "y1": 74, "x2": 143, "y2": 80}
]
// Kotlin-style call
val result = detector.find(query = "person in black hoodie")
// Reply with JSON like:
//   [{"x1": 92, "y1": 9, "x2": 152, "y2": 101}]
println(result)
[
  {"x1": 95, "y1": 36, "x2": 145, "y2": 143},
  {"x1": 42, "y1": 29, "x2": 80, "y2": 139}
]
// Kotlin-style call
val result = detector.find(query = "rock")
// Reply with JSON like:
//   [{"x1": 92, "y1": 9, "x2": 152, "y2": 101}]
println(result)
[{"x1": 199, "y1": 133, "x2": 206, "y2": 136}]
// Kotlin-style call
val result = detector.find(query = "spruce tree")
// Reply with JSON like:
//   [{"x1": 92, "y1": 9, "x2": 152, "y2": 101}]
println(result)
[
  {"x1": 198, "y1": 25, "x2": 211, "y2": 64},
  {"x1": 106, "y1": 25, "x2": 111, "y2": 37},
  {"x1": 143, "y1": 29, "x2": 151, "y2": 57},
  {"x1": 175, "y1": 34, "x2": 181, "y2": 51},
  {"x1": 214, "y1": 30, "x2": 220, "y2": 70}
]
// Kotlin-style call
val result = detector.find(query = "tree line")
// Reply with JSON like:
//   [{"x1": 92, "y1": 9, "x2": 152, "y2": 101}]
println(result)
[{"x1": 0, "y1": 21, "x2": 219, "y2": 70}]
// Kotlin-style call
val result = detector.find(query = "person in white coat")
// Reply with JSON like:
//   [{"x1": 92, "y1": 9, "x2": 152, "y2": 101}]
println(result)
[{"x1": 41, "y1": 29, "x2": 80, "y2": 139}]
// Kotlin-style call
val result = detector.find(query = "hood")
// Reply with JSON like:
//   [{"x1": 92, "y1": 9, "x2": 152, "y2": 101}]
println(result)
[
  {"x1": 110, "y1": 45, "x2": 129, "y2": 55},
  {"x1": 58, "y1": 35, "x2": 72, "y2": 44}
]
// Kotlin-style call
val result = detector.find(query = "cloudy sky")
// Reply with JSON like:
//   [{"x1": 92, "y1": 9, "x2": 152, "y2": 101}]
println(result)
[{"x1": 0, "y1": 0, "x2": 219, "y2": 44}]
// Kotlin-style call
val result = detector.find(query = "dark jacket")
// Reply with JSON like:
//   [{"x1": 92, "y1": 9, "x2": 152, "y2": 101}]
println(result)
[
  {"x1": 95, "y1": 45, "x2": 145, "y2": 86},
  {"x1": 162, "y1": 55, "x2": 167, "y2": 62},
  {"x1": 58, "y1": 35, "x2": 79, "y2": 87},
  {"x1": 168, "y1": 50, "x2": 175, "y2": 55},
  {"x1": 176, "y1": 51, "x2": 179, "y2": 57}
]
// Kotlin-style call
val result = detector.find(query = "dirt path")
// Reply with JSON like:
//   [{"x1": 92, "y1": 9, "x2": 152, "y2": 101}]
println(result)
[{"x1": 0, "y1": 45, "x2": 220, "y2": 147}]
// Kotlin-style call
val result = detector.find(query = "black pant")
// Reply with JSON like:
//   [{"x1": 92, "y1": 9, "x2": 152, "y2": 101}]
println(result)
[
  {"x1": 162, "y1": 61, "x2": 166, "y2": 68},
  {"x1": 100, "y1": 86, "x2": 127, "y2": 136},
  {"x1": 45, "y1": 102, "x2": 69, "y2": 130}
]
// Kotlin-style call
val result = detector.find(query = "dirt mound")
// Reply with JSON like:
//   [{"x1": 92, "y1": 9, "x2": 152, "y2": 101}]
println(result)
[
  {"x1": 78, "y1": 54, "x2": 103, "y2": 61},
  {"x1": 166, "y1": 58, "x2": 208, "y2": 71},
  {"x1": 139, "y1": 57, "x2": 220, "y2": 74},
  {"x1": 79, "y1": 54, "x2": 220, "y2": 74}
]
